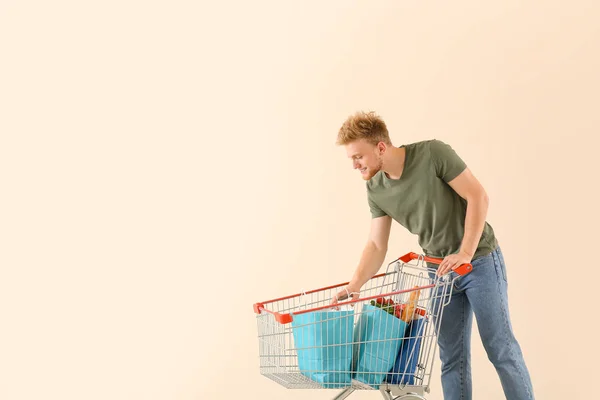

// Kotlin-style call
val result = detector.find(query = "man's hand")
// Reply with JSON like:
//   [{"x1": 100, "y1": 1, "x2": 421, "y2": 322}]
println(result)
[
  {"x1": 330, "y1": 285, "x2": 361, "y2": 309},
  {"x1": 437, "y1": 250, "x2": 473, "y2": 276}
]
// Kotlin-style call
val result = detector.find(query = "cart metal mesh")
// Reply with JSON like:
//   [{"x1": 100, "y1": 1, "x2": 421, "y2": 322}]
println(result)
[{"x1": 253, "y1": 254, "x2": 469, "y2": 398}]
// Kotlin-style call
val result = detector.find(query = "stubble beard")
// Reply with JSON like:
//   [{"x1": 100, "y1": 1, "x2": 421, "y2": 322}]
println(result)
[{"x1": 363, "y1": 156, "x2": 384, "y2": 180}]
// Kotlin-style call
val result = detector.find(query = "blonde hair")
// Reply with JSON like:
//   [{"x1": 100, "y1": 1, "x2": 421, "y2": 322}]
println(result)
[{"x1": 336, "y1": 111, "x2": 391, "y2": 146}]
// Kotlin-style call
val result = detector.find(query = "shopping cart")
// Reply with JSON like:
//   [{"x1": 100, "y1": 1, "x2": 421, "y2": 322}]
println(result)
[{"x1": 252, "y1": 251, "x2": 472, "y2": 400}]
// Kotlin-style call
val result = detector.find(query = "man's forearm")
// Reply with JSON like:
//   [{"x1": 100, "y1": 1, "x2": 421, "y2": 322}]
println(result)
[
  {"x1": 349, "y1": 241, "x2": 387, "y2": 290},
  {"x1": 459, "y1": 193, "x2": 490, "y2": 258}
]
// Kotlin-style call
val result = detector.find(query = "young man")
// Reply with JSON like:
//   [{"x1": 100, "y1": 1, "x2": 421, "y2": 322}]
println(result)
[{"x1": 331, "y1": 111, "x2": 534, "y2": 400}]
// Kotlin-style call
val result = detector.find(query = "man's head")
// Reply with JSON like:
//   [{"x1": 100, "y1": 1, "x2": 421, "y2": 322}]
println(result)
[{"x1": 337, "y1": 111, "x2": 392, "y2": 180}]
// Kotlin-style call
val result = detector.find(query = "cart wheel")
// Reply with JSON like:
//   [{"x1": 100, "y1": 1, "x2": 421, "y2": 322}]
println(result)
[
  {"x1": 380, "y1": 390, "x2": 393, "y2": 400},
  {"x1": 380, "y1": 392, "x2": 426, "y2": 400}
]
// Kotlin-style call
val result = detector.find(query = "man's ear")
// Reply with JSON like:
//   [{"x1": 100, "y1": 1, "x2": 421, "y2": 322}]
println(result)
[{"x1": 377, "y1": 142, "x2": 387, "y2": 154}]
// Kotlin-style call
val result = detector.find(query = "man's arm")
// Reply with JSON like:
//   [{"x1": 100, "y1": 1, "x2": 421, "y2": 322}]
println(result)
[
  {"x1": 332, "y1": 215, "x2": 392, "y2": 303},
  {"x1": 437, "y1": 167, "x2": 490, "y2": 275}
]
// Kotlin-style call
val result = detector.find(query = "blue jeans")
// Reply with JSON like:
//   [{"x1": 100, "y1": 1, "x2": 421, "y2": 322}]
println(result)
[{"x1": 429, "y1": 246, "x2": 534, "y2": 400}]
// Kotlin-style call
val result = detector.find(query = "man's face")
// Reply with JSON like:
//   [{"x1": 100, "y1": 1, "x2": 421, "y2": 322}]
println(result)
[{"x1": 345, "y1": 139, "x2": 384, "y2": 180}]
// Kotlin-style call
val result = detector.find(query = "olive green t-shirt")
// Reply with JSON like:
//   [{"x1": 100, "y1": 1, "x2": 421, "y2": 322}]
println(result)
[{"x1": 366, "y1": 139, "x2": 498, "y2": 260}]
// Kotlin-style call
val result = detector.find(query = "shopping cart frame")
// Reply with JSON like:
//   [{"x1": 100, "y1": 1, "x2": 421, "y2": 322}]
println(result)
[{"x1": 253, "y1": 252, "x2": 473, "y2": 400}]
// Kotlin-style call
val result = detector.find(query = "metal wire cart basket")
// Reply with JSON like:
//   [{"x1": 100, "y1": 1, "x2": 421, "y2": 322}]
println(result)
[{"x1": 253, "y1": 252, "x2": 473, "y2": 400}]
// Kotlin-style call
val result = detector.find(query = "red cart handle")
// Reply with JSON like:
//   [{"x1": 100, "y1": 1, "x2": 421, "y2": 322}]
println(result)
[
  {"x1": 398, "y1": 252, "x2": 473, "y2": 276},
  {"x1": 253, "y1": 285, "x2": 429, "y2": 324},
  {"x1": 253, "y1": 251, "x2": 473, "y2": 324}
]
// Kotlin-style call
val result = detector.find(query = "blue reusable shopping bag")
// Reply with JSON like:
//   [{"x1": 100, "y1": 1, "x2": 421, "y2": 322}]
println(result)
[
  {"x1": 291, "y1": 310, "x2": 355, "y2": 388},
  {"x1": 353, "y1": 304, "x2": 408, "y2": 387},
  {"x1": 386, "y1": 317, "x2": 427, "y2": 385}
]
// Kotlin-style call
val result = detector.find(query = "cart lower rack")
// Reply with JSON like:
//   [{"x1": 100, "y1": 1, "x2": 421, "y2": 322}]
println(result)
[{"x1": 252, "y1": 252, "x2": 472, "y2": 399}]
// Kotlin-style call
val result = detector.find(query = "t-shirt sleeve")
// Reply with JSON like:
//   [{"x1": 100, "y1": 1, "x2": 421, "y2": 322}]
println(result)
[
  {"x1": 367, "y1": 190, "x2": 388, "y2": 218},
  {"x1": 429, "y1": 139, "x2": 467, "y2": 183}
]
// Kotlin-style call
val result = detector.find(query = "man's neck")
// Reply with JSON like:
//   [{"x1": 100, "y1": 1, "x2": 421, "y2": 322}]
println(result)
[{"x1": 382, "y1": 146, "x2": 406, "y2": 180}]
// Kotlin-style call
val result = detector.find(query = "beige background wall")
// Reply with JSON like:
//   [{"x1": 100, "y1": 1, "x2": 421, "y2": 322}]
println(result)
[{"x1": 2, "y1": 1, "x2": 599, "y2": 399}]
